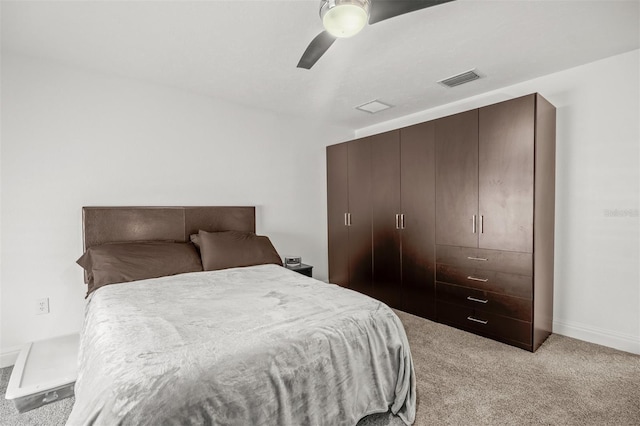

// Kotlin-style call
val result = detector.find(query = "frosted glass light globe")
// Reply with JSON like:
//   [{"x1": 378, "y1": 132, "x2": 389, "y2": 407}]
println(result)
[{"x1": 322, "y1": 3, "x2": 369, "y2": 38}]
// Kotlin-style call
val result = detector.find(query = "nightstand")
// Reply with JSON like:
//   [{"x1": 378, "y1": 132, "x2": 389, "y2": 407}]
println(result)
[{"x1": 286, "y1": 263, "x2": 313, "y2": 277}]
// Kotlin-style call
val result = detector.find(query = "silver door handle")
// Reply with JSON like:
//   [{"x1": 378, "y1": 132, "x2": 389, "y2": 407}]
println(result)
[
  {"x1": 345, "y1": 213, "x2": 352, "y2": 226},
  {"x1": 401, "y1": 214, "x2": 405, "y2": 229},
  {"x1": 480, "y1": 215, "x2": 484, "y2": 234},
  {"x1": 472, "y1": 215, "x2": 476, "y2": 234},
  {"x1": 395, "y1": 214, "x2": 400, "y2": 229},
  {"x1": 467, "y1": 296, "x2": 488, "y2": 304},
  {"x1": 467, "y1": 316, "x2": 488, "y2": 325},
  {"x1": 467, "y1": 276, "x2": 489, "y2": 282}
]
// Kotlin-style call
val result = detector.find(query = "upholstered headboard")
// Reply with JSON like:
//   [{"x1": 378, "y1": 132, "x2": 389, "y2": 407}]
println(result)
[{"x1": 82, "y1": 206, "x2": 256, "y2": 252}]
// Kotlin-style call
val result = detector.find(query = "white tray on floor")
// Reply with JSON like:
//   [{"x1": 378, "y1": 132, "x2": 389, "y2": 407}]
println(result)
[{"x1": 5, "y1": 333, "x2": 79, "y2": 413}]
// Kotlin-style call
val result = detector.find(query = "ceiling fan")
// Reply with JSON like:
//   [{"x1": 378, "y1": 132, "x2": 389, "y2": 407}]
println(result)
[{"x1": 297, "y1": 0, "x2": 455, "y2": 69}]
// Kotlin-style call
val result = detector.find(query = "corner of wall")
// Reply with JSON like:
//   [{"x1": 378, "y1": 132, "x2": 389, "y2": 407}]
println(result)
[{"x1": 0, "y1": 346, "x2": 22, "y2": 369}]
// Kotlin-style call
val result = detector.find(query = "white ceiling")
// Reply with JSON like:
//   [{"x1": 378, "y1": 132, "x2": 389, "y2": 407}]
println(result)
[{"x1": 2, "y1": 0, "x2": 639, "y2": 129}]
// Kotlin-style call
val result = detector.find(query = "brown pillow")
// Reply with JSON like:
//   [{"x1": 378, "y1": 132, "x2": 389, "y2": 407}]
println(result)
[
  {"x1": 77, "y1": 241, "x2": 203, "y2": 296},
  {"x1": 197, "y1": 230, "x2": 282, "y2": 271}
]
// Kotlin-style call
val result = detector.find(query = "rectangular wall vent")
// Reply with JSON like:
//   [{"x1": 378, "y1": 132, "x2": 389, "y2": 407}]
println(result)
[{"x1": 438, "y1": 69, "x2": 481, "y2": 88}]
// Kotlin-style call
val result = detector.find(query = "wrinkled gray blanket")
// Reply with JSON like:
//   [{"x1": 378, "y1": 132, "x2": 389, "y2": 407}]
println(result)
[{"x1": 67, "y1": 264, "x2": 416, "y2": 425}]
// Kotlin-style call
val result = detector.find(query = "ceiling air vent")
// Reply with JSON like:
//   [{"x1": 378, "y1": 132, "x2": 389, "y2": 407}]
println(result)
[
  {"x1": 438, "y1": 69, "x2": 481, "y2": 88},
  {"x1": 356, "y1": 100, "x2": 393, "y2": 114}
]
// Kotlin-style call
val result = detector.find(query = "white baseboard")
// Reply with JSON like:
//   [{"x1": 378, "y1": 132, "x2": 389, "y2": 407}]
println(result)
[
  {"x1": 0, "y1": 346, "x2": 22, "y2": 368},
  {"x1": 553, "y1": 319, "x2": 640, "y2": 355}
]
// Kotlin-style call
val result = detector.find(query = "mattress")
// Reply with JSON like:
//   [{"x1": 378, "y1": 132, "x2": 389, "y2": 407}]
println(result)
[{"x1": 67, "y1": 264, "x2": 416, "y2": 425}]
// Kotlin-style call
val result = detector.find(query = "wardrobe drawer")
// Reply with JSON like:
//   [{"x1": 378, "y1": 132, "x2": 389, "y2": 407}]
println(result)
[
  {"x1": 436, "y1": 245, "x2": 532, "y2": 276},
  {"x1": 436, "y1": 264, "x2": 532, "y2": 299},
  {"x1": 436, "y1": 282, "x2": 531, "y2": 321},
  {"x1": 436, "y1": 301, "x2": 532, "y2": 346}
]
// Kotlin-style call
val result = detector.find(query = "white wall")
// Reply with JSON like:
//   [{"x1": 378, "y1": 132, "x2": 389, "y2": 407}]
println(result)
[
  {"x1": 0, "y1": 53, "x2": 353, "y2": 366},
  {"x1": 2, "y1": 50, "x2": 638, "y2": 367},
  {"x1": 356, "y1": 50, "x2": 640, "y2": 354}
]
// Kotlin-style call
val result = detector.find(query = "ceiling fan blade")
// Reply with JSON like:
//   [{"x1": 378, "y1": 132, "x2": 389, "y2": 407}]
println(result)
[
  {"x1": 297, "y1": 31, "x2": 337, "y2": 69},
  {"x1": 369, "y1": 0, "x2": 455, "y2": 25}
]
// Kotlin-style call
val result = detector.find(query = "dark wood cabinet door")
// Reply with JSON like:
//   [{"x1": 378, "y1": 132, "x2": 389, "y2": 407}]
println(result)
[
  {"x1": 371, "y1": 131, "x2": 402, "y2": 308},
  {"x1": 435, "y1": 110, "x2": 479, "y2": 248},
  {"x1": 326, "y1": 143, "x2": 349, "y2": 287},
  {"x1": 479, "y1": 95, "x2": 535, "y2": 252},
  {"x1": 400, "y1": 122, "x2": 436, "y2": 319},
  {"x1": 347, "y1": 138, "x2": 373, "y2": 296}
]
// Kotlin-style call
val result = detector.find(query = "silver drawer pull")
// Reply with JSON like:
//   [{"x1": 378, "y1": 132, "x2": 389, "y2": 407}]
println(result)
[
  {"x1": 467, "y1": 296, "x2": 488, "y2": 304},
  {"x1": 467, "y1": 276, "x2": 489, "y2": 282},
  {"x1": 466, "y1": 256, "x2": 488, "y2": 261},
  {"x1": 467, "y1": 316, "x2": 488, "y2": 325}
]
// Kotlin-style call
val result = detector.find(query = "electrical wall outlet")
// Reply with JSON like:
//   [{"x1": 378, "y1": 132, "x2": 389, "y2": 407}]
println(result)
[{"x1": 36, "y1": 298, "x2": 49, "y2": 315}]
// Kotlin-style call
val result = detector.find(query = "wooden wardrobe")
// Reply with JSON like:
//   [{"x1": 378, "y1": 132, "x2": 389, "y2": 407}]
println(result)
[{"x1": 326, "y1": 93, "x2": 556, "y2": 352}]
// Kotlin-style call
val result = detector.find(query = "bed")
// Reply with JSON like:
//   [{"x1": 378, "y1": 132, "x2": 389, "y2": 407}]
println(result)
[{"x1": 68, "y1": 206, "x2": 416, "y2": 425}]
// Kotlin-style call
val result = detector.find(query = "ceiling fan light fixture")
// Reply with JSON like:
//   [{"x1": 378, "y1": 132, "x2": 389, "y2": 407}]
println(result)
[{"x1": 321, "y1": 0, "x2": 371, "y2": 38}]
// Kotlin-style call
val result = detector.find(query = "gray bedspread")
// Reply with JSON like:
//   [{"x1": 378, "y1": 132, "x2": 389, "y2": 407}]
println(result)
[{"x1": 67, "y1": 264, "x2": 416, "y2": 425}]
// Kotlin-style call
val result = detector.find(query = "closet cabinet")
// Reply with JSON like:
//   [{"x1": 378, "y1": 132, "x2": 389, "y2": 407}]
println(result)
[
  {"x1": 326, "y1": 142, "x2": 349, "y2": 287},
  {"x1": 397, "y1": 122, "x2": 436, "y2": 319},
  {"x1": 434, "y1": 109, "x2": 479, "y2": 248},
  {"x1": 327, "y1": 139, "x2": 372, "y2": 296},
  {"x1": 434, "y1": 94, "x2": 555, "y2": 351},
  {"x1": 370, "y1": 131, "x2": 402, "y2": 308},
  {"x1": 369, "y1": 124, "x2": 436, "y2": 317},
  {"x1": 435, "y1": 96, "x2": 536, "y2": 251},
  {"x1": 327, "y1": 93, "x2": 555, "y2": 352},
  {"x1": 328, "y1": 124, "x2": 436, "y2": 318}
]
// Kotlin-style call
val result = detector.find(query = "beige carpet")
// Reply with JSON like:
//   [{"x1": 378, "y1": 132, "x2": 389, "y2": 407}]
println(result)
[
  {"x1": 393, "y1": 309, "x2": 640, "y2": 425},
  {"x1": 2, "y1": 310, "x2": 639, "y2": 425}
]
